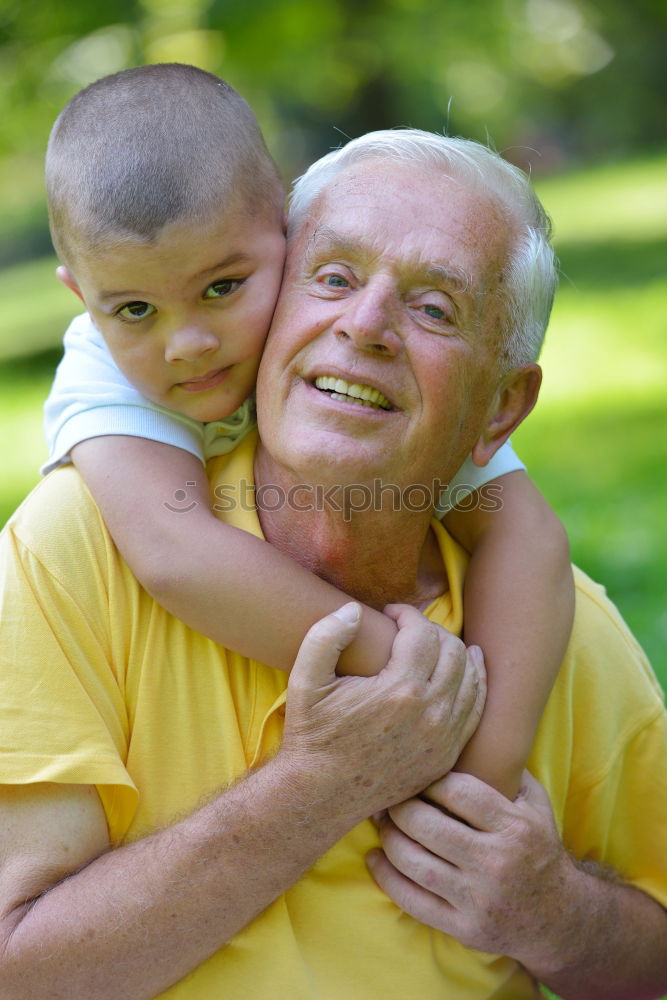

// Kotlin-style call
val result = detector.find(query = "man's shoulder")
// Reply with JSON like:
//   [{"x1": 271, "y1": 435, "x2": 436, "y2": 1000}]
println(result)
[
  {"x1": 2, "y1": 467, "x2": 111, "y2": 576},
  {"x1": 530, "y1": 565, "x2": 665, "y2": 800},
  {"x1": 570, "y1": 565, "x2": 663, "y2": 706}
]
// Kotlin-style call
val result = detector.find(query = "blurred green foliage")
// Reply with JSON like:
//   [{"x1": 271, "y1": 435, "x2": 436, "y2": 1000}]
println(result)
[{"x1": 1, "y1": 0, "x2": 667, "y2": 267}]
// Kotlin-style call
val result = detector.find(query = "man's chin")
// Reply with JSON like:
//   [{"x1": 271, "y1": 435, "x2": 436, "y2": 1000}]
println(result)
[
  {"x1": 261, "y1": 430, "x2": 391, "y2": 486},
  {"x1": 285, "y1": 451, "x2": 384, "y2": 489}
]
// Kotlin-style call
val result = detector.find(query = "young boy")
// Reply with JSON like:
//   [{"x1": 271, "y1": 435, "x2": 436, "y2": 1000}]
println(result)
[{"x1": 44, "y1": 63, "x2": 573, "y2": 799}]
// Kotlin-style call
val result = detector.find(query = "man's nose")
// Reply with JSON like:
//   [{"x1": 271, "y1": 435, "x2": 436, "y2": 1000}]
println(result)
[
  {"x1": 164, "y1": 324, "x2": 220, "y2": 364},
  {"x1": 333, "y1": 281, "x2": 402, "y2": 356}
]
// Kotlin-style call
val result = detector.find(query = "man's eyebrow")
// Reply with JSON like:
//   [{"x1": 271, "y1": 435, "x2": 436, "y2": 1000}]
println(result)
[
  {"x1": 97, "y1": 253, "x2": 252, "y2": 302},
  {"x1": 304, "y1": 227, "x2": 360, "y2": 263},
  {"x1": 416, "y1": 263, "x2": 471, "y2": 293},
  {"x1": 304, "y1": 227, "x2": 470, "y2": 291}
]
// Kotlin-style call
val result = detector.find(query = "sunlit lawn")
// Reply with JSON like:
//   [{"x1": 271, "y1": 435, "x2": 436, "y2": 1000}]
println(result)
[{"x1": 1, "y1": 152, "x2": 666, "y2": 692}]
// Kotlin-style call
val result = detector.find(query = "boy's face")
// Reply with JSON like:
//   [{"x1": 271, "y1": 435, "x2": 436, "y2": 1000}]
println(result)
[{"x1": 58, "y1": 206, "x2": 286, "y2": 422}]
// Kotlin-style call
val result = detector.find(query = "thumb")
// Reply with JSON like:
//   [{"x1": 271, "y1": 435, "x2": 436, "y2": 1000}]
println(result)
[
  {"x1": 290, "y1": 603, "x2": 362, "y2": 692},
  {"x1": 518, "y1": 770, "x2": 553, "y2": 813}
]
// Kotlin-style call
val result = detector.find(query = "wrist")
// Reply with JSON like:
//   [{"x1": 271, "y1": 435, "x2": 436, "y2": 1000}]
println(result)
[
  {"x1": 512, "y1": 851, "x2": 588, "y2": 978},
  {"x1": 270, "y1": 748, "x2": 361, "y2": 841}
]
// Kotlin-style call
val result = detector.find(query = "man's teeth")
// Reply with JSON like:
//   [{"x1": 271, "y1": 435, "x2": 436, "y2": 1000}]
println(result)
[{"x1": 314, "y1": 376, "x2": 391, "y2": 410}]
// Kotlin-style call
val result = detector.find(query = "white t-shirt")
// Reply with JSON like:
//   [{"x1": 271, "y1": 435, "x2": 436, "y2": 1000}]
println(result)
[{"x1": 43, "y1": 313, "x2": 525, "y2": 515}]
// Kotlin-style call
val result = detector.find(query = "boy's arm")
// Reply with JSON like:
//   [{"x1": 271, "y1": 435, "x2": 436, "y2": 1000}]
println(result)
[
  {"x1": 71, "y1": 436, "x2": 397, "y2": 676},
  {"x1": 444, "y1": 470, "x2": 574, "y2": 799}
]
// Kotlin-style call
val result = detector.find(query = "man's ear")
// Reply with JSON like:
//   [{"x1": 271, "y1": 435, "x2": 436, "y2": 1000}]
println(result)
[
  {"x1": 471, "y1": 364, "x2": 542, "y2": 467},
  {"x1": 56, "y1": 265, "x2": 85, "y2": 303}
]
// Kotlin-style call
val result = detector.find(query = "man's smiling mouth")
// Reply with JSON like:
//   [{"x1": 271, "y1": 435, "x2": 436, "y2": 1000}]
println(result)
[{"x1": 314, "y1": 375, "x2": 392, "y2": 410}]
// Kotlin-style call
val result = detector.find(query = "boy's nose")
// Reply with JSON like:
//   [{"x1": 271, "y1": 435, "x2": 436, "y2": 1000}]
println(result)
[{"x1": 164, "y1": 325, "x2": 220, "y2": 364}]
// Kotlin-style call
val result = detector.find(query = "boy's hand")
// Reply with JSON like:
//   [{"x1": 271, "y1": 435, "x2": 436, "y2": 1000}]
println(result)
[{"x1": 278, "y1": 602, "x2": 486, "y2": 825}]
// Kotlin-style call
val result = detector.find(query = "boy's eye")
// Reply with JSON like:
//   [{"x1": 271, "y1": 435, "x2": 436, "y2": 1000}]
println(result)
[
  {"x1": 117, "y1": 301, "x2": 155, "y2": 321},
  {"x1": 204, "y1": 278, "x2": 243, "y2": 299}
]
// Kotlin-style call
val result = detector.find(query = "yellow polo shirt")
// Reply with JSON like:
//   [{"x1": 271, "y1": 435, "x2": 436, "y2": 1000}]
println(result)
[{"x1": 0, "y1": 430, "x2": 665, "y2": 998}]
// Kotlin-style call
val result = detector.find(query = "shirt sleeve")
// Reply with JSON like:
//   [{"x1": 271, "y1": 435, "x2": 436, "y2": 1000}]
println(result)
[
  {"x1": 41, "y1": 312, "x2": 206, "y2": 474},
  {"x1": 0, "y1": 471, "x2": 139, "y2": 842},
  {"x1": 568, "y1": 714, "x2": 667, "y2": 909},
  {"x1": 530, "y1": 568, "x2": 667, "y2": 912},
  {"x1": 434, "y1": 439, "x2": 526, "y2": 517}
]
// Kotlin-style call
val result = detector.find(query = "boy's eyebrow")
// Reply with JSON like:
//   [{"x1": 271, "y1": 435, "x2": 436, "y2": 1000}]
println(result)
[
  {"x1": 305, "y1": 226, "x2": 470, "y2": 291},
  {"x1": 97, "y1": 253, "x2": 253, "y2": 302},
  {"x1": 194, "y1": 252, "x2": 253, "y2": 280}
]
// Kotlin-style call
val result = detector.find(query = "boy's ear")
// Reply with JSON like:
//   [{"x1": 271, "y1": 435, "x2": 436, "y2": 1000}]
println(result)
[
  {"x1": 471, "y1": 364, "x2": 542, "y2": 468},
  {"x1": 56, "y1": 265, "x2": 85, "y2": 303}
]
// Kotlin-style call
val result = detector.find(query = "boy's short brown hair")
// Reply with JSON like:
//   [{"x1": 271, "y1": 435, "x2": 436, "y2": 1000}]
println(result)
[{"x1": 46, "y1": 63, "x2": 284, "y2": 266}]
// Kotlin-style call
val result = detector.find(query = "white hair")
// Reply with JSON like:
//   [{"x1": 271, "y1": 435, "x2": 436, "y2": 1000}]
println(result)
[{"x1": 288, "y1": 129, "x2": 558, "y2": 368}]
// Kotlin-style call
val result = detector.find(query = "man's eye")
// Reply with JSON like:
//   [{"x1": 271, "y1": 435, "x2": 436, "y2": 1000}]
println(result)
[
  {"x1": 422, "y1": 304, "x2": 446, "y2": 321},
  {"x1": 205, "y1": 278, "x2": 243, "y2": 299},
  {"x1": 324, "y1": 274, "x2": 350, "y2": 288},
  {"x1": 117, "y1": 301, "x2": 155, "y2": 321}
]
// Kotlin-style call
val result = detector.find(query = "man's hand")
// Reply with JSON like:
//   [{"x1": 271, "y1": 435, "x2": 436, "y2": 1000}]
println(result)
[
  {"x1": 367, "y1": 770, "x2": 571, "y2": 963},
  {"x1": 367, "y1": 770, "x2": 667, "y2": 999},
  {"x1": 279, "y1": 602, "x2": 486, "y2": 825}
]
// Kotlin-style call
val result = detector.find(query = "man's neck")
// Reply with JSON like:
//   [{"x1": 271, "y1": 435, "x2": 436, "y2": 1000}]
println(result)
[{"x1": 254, "y1": 447, "x2": 447, "y2": 611}]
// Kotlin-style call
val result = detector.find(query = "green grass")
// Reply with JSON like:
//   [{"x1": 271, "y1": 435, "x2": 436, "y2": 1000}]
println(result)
[
  {"x1": 535, "y1": 152, "x2": 667, "y2": 245},
  {"x1": 514, "y1": 396, "x2": 667, "y2": 679},
  {"x1": 0, "y1": 257, "x2": 77, "y2": 360},
  {"x1": 0, "y1": 350, "x2": 60, "y2": 520},
  {"x1": 518, "y1": 155, "x2": 667, "y2": 685}
]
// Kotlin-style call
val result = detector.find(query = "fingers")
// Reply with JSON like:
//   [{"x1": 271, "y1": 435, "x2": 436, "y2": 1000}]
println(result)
[
  {"x1": 421, "y1": 639, "x2": 486, "y2": 753},
  {"x1": 289, "y1": 602, "x2": 362, "y2": 693},
  {"x1": 418, "y1": 769, "x2": 554, "y2": 838},
  {"x1": 377, "y1": 814, "x2": 463, "y2": 901},
  {"x1": 381, "y1": 609, "x2": 486, "y2": 785},
  {"x1": 382, "y1": 603, "x2": 428, "y2": 626},
  {"x1": 385, "y1": 797, "x2": 478, "y2": 868},
  {"x1": 448, "y1": 644, "x2": 486, "y2": 743},
  {"x1": 515, "y1": 771, "x2": 560, "y2": 832},
  {"x1": 366, "y1": 847, "x2": 458, "y2": 937},
  {"x1": 382, "y1": 606, "x2": 483, "y2": 703},
  {"x1": 381, "y1": 604, "x2": 443, "y2": 682},
  {"x1": 420, "y1": 771, "x2": 506, "y2": 833},
  {"x1": 516, "y1": 769, "x2": 550, "y2": 808}
]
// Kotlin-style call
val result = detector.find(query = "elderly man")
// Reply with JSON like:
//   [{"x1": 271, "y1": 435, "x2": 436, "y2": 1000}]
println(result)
[{"x1": 0, "y1": 131, "x2": 665, "y2": 999}]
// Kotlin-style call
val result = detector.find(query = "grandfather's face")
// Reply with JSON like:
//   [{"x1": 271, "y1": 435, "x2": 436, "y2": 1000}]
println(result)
[{"x1": 256, "y1": 158, "x2": 516, "y2": 489}]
